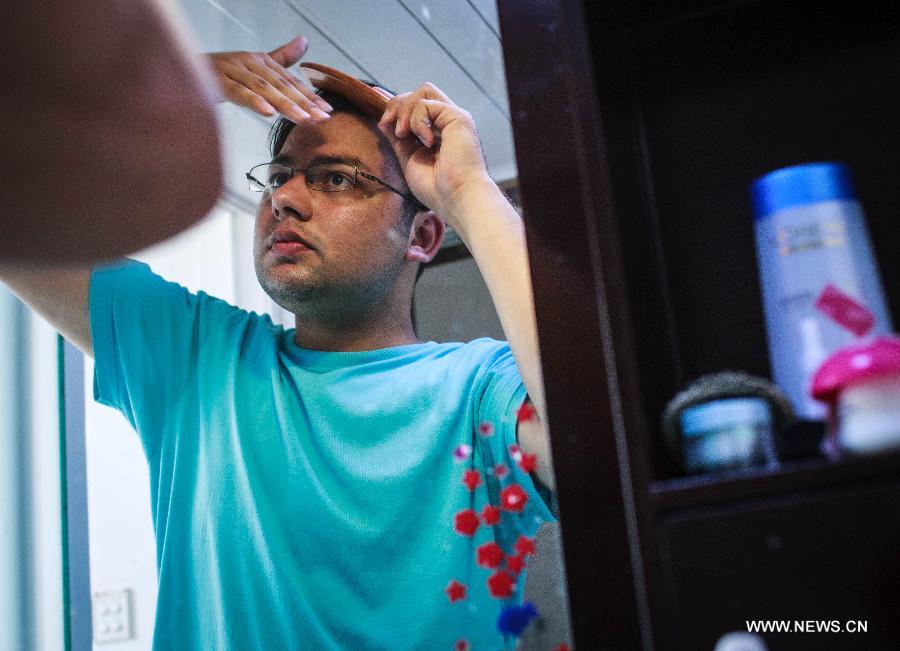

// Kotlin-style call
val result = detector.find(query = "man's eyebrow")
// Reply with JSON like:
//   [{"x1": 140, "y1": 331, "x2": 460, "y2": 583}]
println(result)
[{"x1": 271, "y1": 153, "x2": 373, "y2": 172}]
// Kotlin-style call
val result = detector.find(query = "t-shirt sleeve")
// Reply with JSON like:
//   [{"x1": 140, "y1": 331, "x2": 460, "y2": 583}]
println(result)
[
  {"x1": 471, "y1": 340, "x2": 556, "y2": 533},
  {"x1": 89, "y1": 258, "x2": 231, "y2": 459}
]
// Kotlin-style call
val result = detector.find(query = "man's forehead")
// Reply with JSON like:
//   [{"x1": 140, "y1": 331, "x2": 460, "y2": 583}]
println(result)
[{"x1": 278, "y1": 112, "x2": 386, "y2": 166}]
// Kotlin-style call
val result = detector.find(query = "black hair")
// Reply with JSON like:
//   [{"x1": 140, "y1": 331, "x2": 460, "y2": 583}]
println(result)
[{"x1": 267, "y1": 87, "x2": 379, "y2": 159}]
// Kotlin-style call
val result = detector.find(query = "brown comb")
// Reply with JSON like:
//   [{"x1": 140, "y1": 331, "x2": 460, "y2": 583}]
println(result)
[{"x1": 300, "y1": 62, "x2": 390, "y2": 119}]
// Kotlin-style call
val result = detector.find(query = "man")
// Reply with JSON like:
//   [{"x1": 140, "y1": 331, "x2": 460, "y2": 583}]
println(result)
[{"x1": 2, "y1": 38, "x2": 555, "y2": 649}]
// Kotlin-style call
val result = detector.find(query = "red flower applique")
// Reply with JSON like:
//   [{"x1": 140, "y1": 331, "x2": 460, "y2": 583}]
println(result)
[
  {"x1": 517, "y1": 452, "x2": 538, "y2": 474},
  {"x1": 476, "y1": 542, "x2": 506, "y2": 569},
  {"x1": 500, "y1": 484, "x2": 528, "y2": 512},
  {"x1": 454, "y1": 509, "x2": 480, "y2": 536},
  {"x1": 478, "y1": 421, "x2": 494, "y2": 437},
  {"x1": 555, "y1": 645, "x2": 571, "y2": 651},
  {"x1": 514, "y1": 535, "x2": 536, "y2": 557},
  {"x1": 492, "y1": 463, "x2": 510, "y2": 480},
  {"x1": 487, "y1": 570, "x2": 515, "y2": 599},
  {"x1": 480, "y1": 504, "x2": 501, "y2": 526},
  {"x1": 508, "y1": 444, "x2": 522, "y2": 461},
  {"x1": 462, "y1": 469, "x2": 482, "y2": 491},
  {"x1": 516, "y1": 401, "x2": 537, "y2": 423},
  {"x1": 455, "y1": 640, "x2": 470, "y2": 651},
  {"x1": 446, "y1": 579, "x2": 467, "y2": 602},
  {"x1": 506, "y1": 553, "x2": 526, "y2": 575}
]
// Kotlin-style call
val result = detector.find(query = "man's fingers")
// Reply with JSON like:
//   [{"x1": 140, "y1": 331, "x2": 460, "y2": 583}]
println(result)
[
  {"x1": 394, "y1": 95, "x2": 419, "y2": 138},
  {"x1": 418, "y1": 81, "x2": 452, "y2": 104},
  {"x1": 225, "y1": 64, "x2": 324, "y2": 122},
  {"x1": 420, "y1": 98, "x2": 470, "y2": 132},
  {"x1": 409, "y1": 102, "x2": 438, "y2": 147},
  {"x1": 381, "y1": 125, "x2": 420, "y2": 170},
  {"x1": 390, "y1": 84, "x2": 458, "y2": 139},
  {"x1": 267, "y1": 36, "x2": 308, "y2": 68},
  {"x1": 380, "y1": 92, "x2": 409, "y2": 132},
  {"x1": 222, "y1": 78, "x2": 276, "y2": 117},
  {"x1": 262, "y1": 58, "x2": 332, "y2": 112},
  {"x1": 398, "y1": 98, "x2": 468, "y2": 146}
]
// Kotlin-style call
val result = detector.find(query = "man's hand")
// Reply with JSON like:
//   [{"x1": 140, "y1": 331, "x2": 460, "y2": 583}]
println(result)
[
  {"x1": 381, "y1": 83, "x2": 555, "y2": 495},
  {"x1": 378, "y1": 83, "x2": 493, "y2": 227},
  {"x1": 206, "y1": 36, "x2": 332, "y2": 123}
]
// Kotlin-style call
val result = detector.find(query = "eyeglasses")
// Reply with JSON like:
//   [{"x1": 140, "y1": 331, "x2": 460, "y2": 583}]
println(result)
[{"x1": 246, "y1": 161, "x2": 427, "y2": 212}]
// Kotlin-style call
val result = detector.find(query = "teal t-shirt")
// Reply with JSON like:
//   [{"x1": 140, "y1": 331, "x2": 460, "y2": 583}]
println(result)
[{"x1": 89, "y1": 259, "x2": 554, "y2": 650}]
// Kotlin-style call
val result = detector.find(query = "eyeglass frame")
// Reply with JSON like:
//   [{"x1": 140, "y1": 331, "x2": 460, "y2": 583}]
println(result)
[{"x1": 246, "y1": 160, "x2": 428, "y2": 212}]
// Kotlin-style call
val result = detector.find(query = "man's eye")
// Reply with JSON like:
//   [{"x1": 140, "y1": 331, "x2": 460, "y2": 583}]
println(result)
[
  {"x1": 325, "y1": 173, "x2": 352, "y2": 188},
  {"x1": 306, "y1": 165, "x2": 356, "y2": 191},
  {"x1": 268, "y1": 172, "x2": 291, "y2": 187}
]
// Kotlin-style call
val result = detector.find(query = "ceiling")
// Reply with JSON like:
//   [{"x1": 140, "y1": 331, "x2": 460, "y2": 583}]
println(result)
[{"x1": 177, "y1": 0, "x2": 516, "y2": 230}]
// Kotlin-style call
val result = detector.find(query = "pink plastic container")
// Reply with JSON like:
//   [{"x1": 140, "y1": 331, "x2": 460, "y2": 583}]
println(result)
[{"x1": 811, "y1": 335, "x2": 900, "y2": 454}]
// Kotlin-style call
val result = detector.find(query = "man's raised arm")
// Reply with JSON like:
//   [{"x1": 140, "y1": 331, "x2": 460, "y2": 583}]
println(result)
[
  {"x1": 379, "y1": 84, "x2": 555, "y2": 490},
  {"x1": 0, "y1": 0, "x2": 222, "y2": 263}
]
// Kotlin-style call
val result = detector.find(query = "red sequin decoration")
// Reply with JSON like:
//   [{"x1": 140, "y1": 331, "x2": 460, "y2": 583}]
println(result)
[
  {"x1": 486, "y1": 570, "x2": 515, "y2": 599},
  {"x1": 462, "y1": 469, "x2": 482, "y2": 491},
  {"x1": 516, "y1": 401, "x2": 537, "y2": 423},
  {"x1": 500, "y1": 484, "x2": 528, "y2": 512},
  {"x1": 453, "y1": 509, "x2": 480, "y2": 536},
  {"x1": 493, "y1": 463, "x2": 509, "y2": 480},
  {"x1": 517, "y1": 452, "x2": 538, "y2": 474},
  {"x1": 476, "y1": 542, "x2": 506, "y2": 569},
  {"x1": 455, "y1": 640, "x2": 471, "y2": 651},
  {"x1": 506, "y1": 554, "x2": 526, "y2": 575},
  {"x1": 478, "y1": 422, "x2": 494, "y2": 437},
  {"x1": 514, "y1": 535, "x2": 536, "y2": 557},
  {"x1": 480, "y1": 504, "x2": 501, "y2": 526},
  {"x1": 446, "y1": 580, "x2": 467, "y2": 603}
]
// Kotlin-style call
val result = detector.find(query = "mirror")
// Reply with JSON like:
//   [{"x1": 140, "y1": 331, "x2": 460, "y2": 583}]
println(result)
[{"x1": 75, "y1": 1, "x2": 574, "y2": 648}]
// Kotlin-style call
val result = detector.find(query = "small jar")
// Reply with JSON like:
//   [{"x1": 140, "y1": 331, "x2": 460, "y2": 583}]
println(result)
[
  {"x1": 680, "y1": 397, "x2": 779, "y2": 473},
  {"x1": 662, "y1": 371, "x2": 793, "y2": 475}
]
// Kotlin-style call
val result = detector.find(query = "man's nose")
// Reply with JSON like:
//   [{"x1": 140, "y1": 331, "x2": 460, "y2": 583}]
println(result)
[{"x1": 270, "y1": 179, "x2": 313, "y2": 222}]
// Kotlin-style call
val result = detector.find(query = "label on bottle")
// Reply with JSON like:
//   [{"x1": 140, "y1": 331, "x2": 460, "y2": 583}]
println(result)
[
  {"x1": 776, "y1": 219, "x2": 846, "y2": 256},
  {"x1": 815, "y1": 283, "x2": 877, "y2": 336}
]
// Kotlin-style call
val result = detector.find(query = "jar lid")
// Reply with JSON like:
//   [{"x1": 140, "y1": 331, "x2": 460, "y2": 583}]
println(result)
[
  {"x1": 751, "y1": 162, "x2": 856, "y2": 218},
  {"x1": 681, "y1": 397, "x2": 772, "y2": 437},
  {"x1": 811, "y1": 335, "x2": 900, "y2": 404}
]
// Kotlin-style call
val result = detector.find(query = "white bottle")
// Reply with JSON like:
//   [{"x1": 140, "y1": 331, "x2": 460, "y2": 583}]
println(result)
[{"x1": 752, "y1": 162, "x2": 894, "y2": 420}]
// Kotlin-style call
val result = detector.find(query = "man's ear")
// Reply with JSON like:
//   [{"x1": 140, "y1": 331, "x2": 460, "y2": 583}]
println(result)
[{"x1": 405, "y1": 211, "x2": 445, "y2": 263}]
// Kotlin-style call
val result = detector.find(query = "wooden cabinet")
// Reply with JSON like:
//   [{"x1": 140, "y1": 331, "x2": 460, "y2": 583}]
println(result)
[
  {"x1": 656, "y1": 474, "x2": 900, "y2": 650},
  {"x1": 498, "y1": 1, "x2": 900, "y2": 648}
]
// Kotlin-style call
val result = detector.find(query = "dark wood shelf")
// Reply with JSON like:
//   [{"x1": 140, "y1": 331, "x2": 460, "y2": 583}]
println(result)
[
  {"x1": 500, "y1": 0, "x2": 900, "y2": 647},
  {"x1": 650, "y1": 448, "x2": 900, "y2": 513}
]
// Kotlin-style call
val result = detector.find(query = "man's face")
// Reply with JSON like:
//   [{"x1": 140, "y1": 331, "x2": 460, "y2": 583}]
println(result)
[{"x1": 253, "y1": 112, "x2": 412, "y2": 315}]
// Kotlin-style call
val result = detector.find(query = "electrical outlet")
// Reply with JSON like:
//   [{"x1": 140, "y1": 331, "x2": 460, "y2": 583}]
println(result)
[{"x1": 92, "y1": 588, "x2": 133, "y2": 644}]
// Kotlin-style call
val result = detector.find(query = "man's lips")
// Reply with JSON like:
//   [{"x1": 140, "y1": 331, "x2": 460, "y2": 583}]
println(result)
[
  {"x1": 269, "y1": 228, "x2": 314, "y2": 256},
  {"x1": 272, "y1": 241, "x2": 311, "y2": 256}
]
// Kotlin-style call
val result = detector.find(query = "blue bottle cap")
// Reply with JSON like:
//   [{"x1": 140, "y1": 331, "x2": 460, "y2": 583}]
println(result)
[{"x1": 751, "y1": 162, "x2": 857, "y2": 219}]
